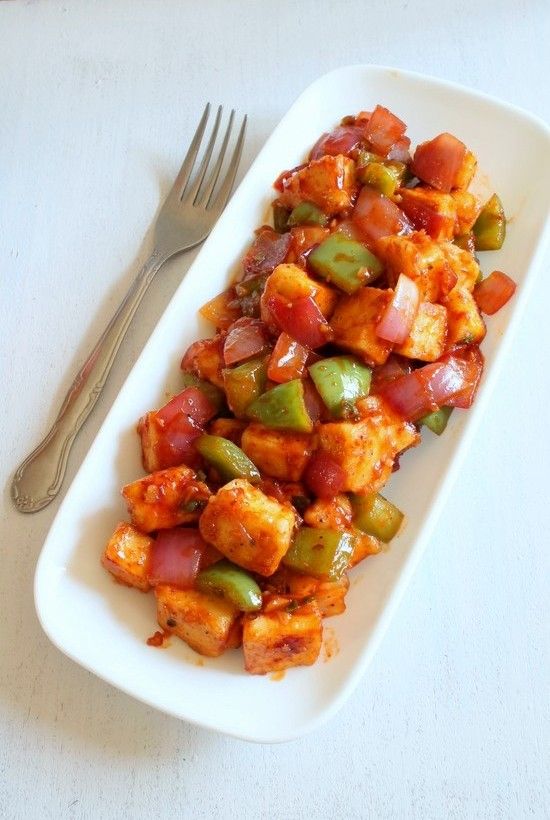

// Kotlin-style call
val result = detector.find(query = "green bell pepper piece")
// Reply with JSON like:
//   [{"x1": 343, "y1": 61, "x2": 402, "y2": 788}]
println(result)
[
  {"x1": 283, "y1": 527, "x2": 354, "y2": 580},
  {"x1": 180, "y1": 372, "x2": 225, "y2": 413},
  {"x1": 223, "y1": 357, "x2": 267, "y2": 418},
  {"x1": 473, "y1": 194, "x2": 506, "y2": 251},
  {"x1": 357, "y1": 162, "x2": 401, "y2": 196},
  {"x1": 246, "y1": 379, "x2": 313, "y2": 433},
  {"x1": 195, "y1": 434, "x2": 260, "y2": 483},
  {"x1": 308, "y1": 356, "x2": 371, "y2": 418},
  {"x1": 273, "y1": 203, "x2": 291, "y2": 233},
  {"x1": 351, "y1": 492, "x2": 404, "y2": 543},
  {"x1": 287, "y1": 201, "x2": 329, "y2": 228},
  {"x1": 356, "y1": 148, "x2": 384, "y2": 167},
  {"x1": 419, "y1": 406, "x2": 453, "y2": 436},
  {"x1": 308, "y1": 233, "x2": 383, "y2": 294},
  {"x1": 196, "y1": 559, "x2": 262, "y2": 611}
]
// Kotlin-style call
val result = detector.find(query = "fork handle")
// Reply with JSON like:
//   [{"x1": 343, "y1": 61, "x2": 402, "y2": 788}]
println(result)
[{"x1": 12, "y1": 247, "x2": 168, "y2": 513}]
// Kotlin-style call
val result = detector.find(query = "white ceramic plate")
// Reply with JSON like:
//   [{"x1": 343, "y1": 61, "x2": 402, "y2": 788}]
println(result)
[{"x1": 35, "y1": 65, "x2": 550, "y2": 743}]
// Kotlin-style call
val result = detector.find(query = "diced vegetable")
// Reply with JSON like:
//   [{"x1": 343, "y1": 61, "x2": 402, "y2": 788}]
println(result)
[
  {"x1": 242, "y1": 227, "x2": 292, "y2": 277},
  {"x1": 181, "y1": 336, "x2": 225, "y2": 389},
  {"x1": 303, "y1": 451, "x2": 346, "y2": 499},
  {"x1": 138, "y1": 410, "x2": 202, "y2": 472},
  {"x1": 148, "y1": 527, "x2": 206, "y2": 588},
  {"x1": 223, "y1": 356, "x2": 267, "y2": 417},
  {"x1": 266, "y1": 294, "x2": 333, "y2": 349},
  {"x1": 246, "y1": 380, "x2": 313, "y2": 433},
  {"x1": 309, "y1": 125, "x2": 364, "y2": 160},
  {"x1": 308, "y1": 232, "x2": 383, "y2": 294},
  {"x1": 235, "y1": 273, "x2": 269, "y2": 318},
  {"x1": 473, "y1": 194, "x2": 506, "y2": 251},
  {"x1": 156, "y1": 386, "x2": 216, "y2": 427},
  {"x1": 350, "y1": 492, "x2": 404, "y2": 542},
  {"x1": 308, "y1": 356, "x2": 372, "y2": 418},
  {"x1": 419, "y1": 406, "x2": 453, "y2": 435},
  {"x1": 398, "y1": 188, "x2": 457, "y2": 242},
  {"x1": 267, "y1": 332, "x2": 309, "y2": 383},
  {"x1": 283, "y1": 527, "x2": 354, "y2": 580},
  {"x1": 352, "y1": 187, "x2": 412, "y2": 245},
  {"x1": 222, "y1": 317, "x2": 269, "y2": 366},
  {"x1": 411, "y1": 132, "x2": 467, "y2": 192},
  {"x1": 180, "y1": 372, "x2": 225, "y2": 413},
  {"x1": 376, "y1": 274, "x2": 420, "y2": 345},
  {"x1": 273, "y1": 203, "x2": 290, "y2": 233},
  {"x1": 196, "y1": 559, "x2": 262, "y2": 612},
  {"x1": 199, "y1": 289, "x2": 241, "y2": 330},
  {"x1": 474, "y1": 270, "x2": 516, "y2": 315},
  {"x1": 195, "y1": 434, "x2": 261, "y2": 483},
  {"x1": 287, "y1": 201, "x2": 329, "y2": 227},
  {"x1": 363, "y1": 105, "x2": 407, "y2": 155},
  {"x1": 357, "y1": 162, "x2": 401, "y2": 196}
]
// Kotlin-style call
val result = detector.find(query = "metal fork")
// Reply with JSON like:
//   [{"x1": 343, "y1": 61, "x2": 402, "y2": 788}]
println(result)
[{"x1": 12, "y1": 104, "x2": 247, "y2": 513}]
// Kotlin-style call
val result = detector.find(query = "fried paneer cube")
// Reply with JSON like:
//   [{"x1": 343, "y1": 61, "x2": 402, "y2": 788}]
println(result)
[
  {"x1": 199, "y1": 479, "x2": 296, "y2": 576},
  {"x1": 453, "y1": 150, "x2": 477, "y2": 191},
  {"x1": 260, "y1": 263, "x2": 338, "y2": 325},
  {"x1": 241, "y1": 423, "x2": 314, "y2": 482},
  {"x1": 394, "y1": 301, "x2": 448, "y2": 362},
  {"x1": 286, "y1": 572, "x2": 350, "y2": 618},
  {"x1": 243, "y1": 596, "x2": 322, "y2": 674},
  {"x1": 101, "y1": 522, "x2": 153, "y2": 591},
  {"x1": 208, "y1": 417, "x2": 247, "y2": 446},
  {"x1": 330, "y1": 287, "x2": 393, "y2": 366},
  {"x1": 278, "y1": 155, "x2": 356, "y2": 215},
  {"x1": 155, "y1": 585, "x2": 240, "y2": 657},
  {"x1": 398, "y1": 188, "x2": 457, "y2": 242},
  {"x1": 349, "y1": 531, "x2": 383, "y2": 566},
  {"x1": 375, "y1": 231, "x2": 449, "y2": 302},
  {"x1": 443, "y1": 285, "x2": 486, "y2": 347},
  {"x1": 180, "y1": 337, "x2": 225, "y2": 389},
  {"x1": 440, "y1": 242, "x2": 481, "y2": 292},
  {"x1": 318, "y1": 395, "x2": 419, "y2": 493},
  {"x1": 303, "y1": 494, "x2": 353, "y2": 530},
  {"x1": 451, "y1": 190, "x2": 480, "y2": 235},
  {"x1": 122, "y1": 465, "x2": 211, "y2": 533}
]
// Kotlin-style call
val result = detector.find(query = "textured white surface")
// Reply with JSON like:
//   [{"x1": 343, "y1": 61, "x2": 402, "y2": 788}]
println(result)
[{"x1": 0, "y1": 1, "x2": 549, "y2": 817}]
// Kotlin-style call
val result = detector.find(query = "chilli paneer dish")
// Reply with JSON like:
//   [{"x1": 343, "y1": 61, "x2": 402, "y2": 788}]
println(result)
[{"x1": 102, "y1": 104, "x2": 516, "y2": 675}]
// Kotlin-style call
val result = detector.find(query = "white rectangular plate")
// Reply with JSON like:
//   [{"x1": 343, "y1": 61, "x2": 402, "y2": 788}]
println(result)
[{"x1": 35, "y1": 65, "x2": 550, "y2": 743}]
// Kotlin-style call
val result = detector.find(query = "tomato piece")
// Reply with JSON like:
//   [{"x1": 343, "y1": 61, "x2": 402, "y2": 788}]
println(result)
[
  {"x1": 439, "y1": 346, "x2": 484, "y2": 409},
  {"x1": 411, "y1": 133, "x2": 467, "y2": 192},
  {"x1": 363, "y1": 105, "x2": 407, "y2": 155},
  {"x1": 309, "y1": 125, "x2": 365, "y2": 160},
  {"x1": 304, "y1": 451, "x2": 346, "y2": 499},
  {"x1": 376, "y1": 274, "x2": 420, "y2": 344},
  {"x1": 352, "y1": 187, "x2": 412, "y2": 245},
  {"x1": 199, "y1": 289, "x2": 241, "y2": 331},
  {"x1": 156, "y1": 386, "x2": 216, "y2": 427},
  {"x1": 387, "y1": 136, "x2": 412, "y2": 163},
  {"x1": 267, "y1": 332, "x2": 309, "y2": 383},
  {"x1": 148, "y1": 528, "x2": 206, "y2": 588},
  {"x1": 474, "y1": 271, "x2": 516, "y2": 315},
  {"x1": 242, "y1": 227, "x2": 292, "y2": 277},
  {"x1": 223, "y1": 317, "x2": 269, "y2": 366},
  {"x1": 266, "y1": 295, "x2": 333, "y2": 349}
]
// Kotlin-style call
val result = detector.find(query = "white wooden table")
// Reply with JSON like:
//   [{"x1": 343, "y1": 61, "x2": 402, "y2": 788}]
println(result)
[{"x1": 1, "y1": 1, "x2": 548, "y2": 817}]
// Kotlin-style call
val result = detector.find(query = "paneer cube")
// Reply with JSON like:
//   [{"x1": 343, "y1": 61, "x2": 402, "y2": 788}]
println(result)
[
  {"x1": 349, "y1": 531, "x2": 383, "y2": 567},
  {"x1": 375, "y1": 231, "x2": 449, "y2": 302},
  {"x1": 394, "y1": 301, "x2": 448, "y2": 362},
  {"x1": 330, "y1": 287, "x2": 393, "y2": 366},
  {"x1": 101, "y1": 522, "x2": 153, "y2": 591},
  {"x1": 180, "y1": 337, "x2": 225, "y2": 389},
  {"x1": 260, "y1": 263, "x2": 338, "y2": 325},
  {"x1": 453, "y1": 150, "x2": 477, "y2": 191},
  {"x1": 278, "y1": 155, "x2": 356, "y2": 215},
  {"x1": 137, "y1": 411, "x2": 163, "y2": 473},
  {"x1": 442, "y1": 286, "x2": 486, "y2": 347},
  {"x1": 199, "y1": 479, "x2": 296, "y2": 576},
  {"x1": 122, "y1": 465, "x2": 211, "y2": 533},
  {"x1": 286, "y1": 572, "x2": 350, "y2": 618},
  {"x1": 303, "y1": 494, "x2": 353, "y2": 530},
  {"x1": 440, "y1": 242, "x2": 481, "y2": 292},
  {"x1": 451, "y1": 190, "x2": 480, "y2": 235},
  {"x1": 241, "y1": 423, "x2": 314, "y2": 481},
  {"x1": 208, "y1": 417, "x2": 247, "y2": 446},
  {"x1": 318, "y1": 395, "x2": 419, "y2": 493},
  {"x1": 155, "y1": 585, "x2": 240, "y2": 657},
  {"x1": 243, "y1": 596, "x2": 322, "y2": 674},
  {"x1": 398, "y1": 188, "x2": 457, "y2": 242}
]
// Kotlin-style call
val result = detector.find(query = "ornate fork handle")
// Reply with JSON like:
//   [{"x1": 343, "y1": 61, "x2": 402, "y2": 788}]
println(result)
[{"x1": 11, "y1": 247, "x2": 168, "y2": 513}]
